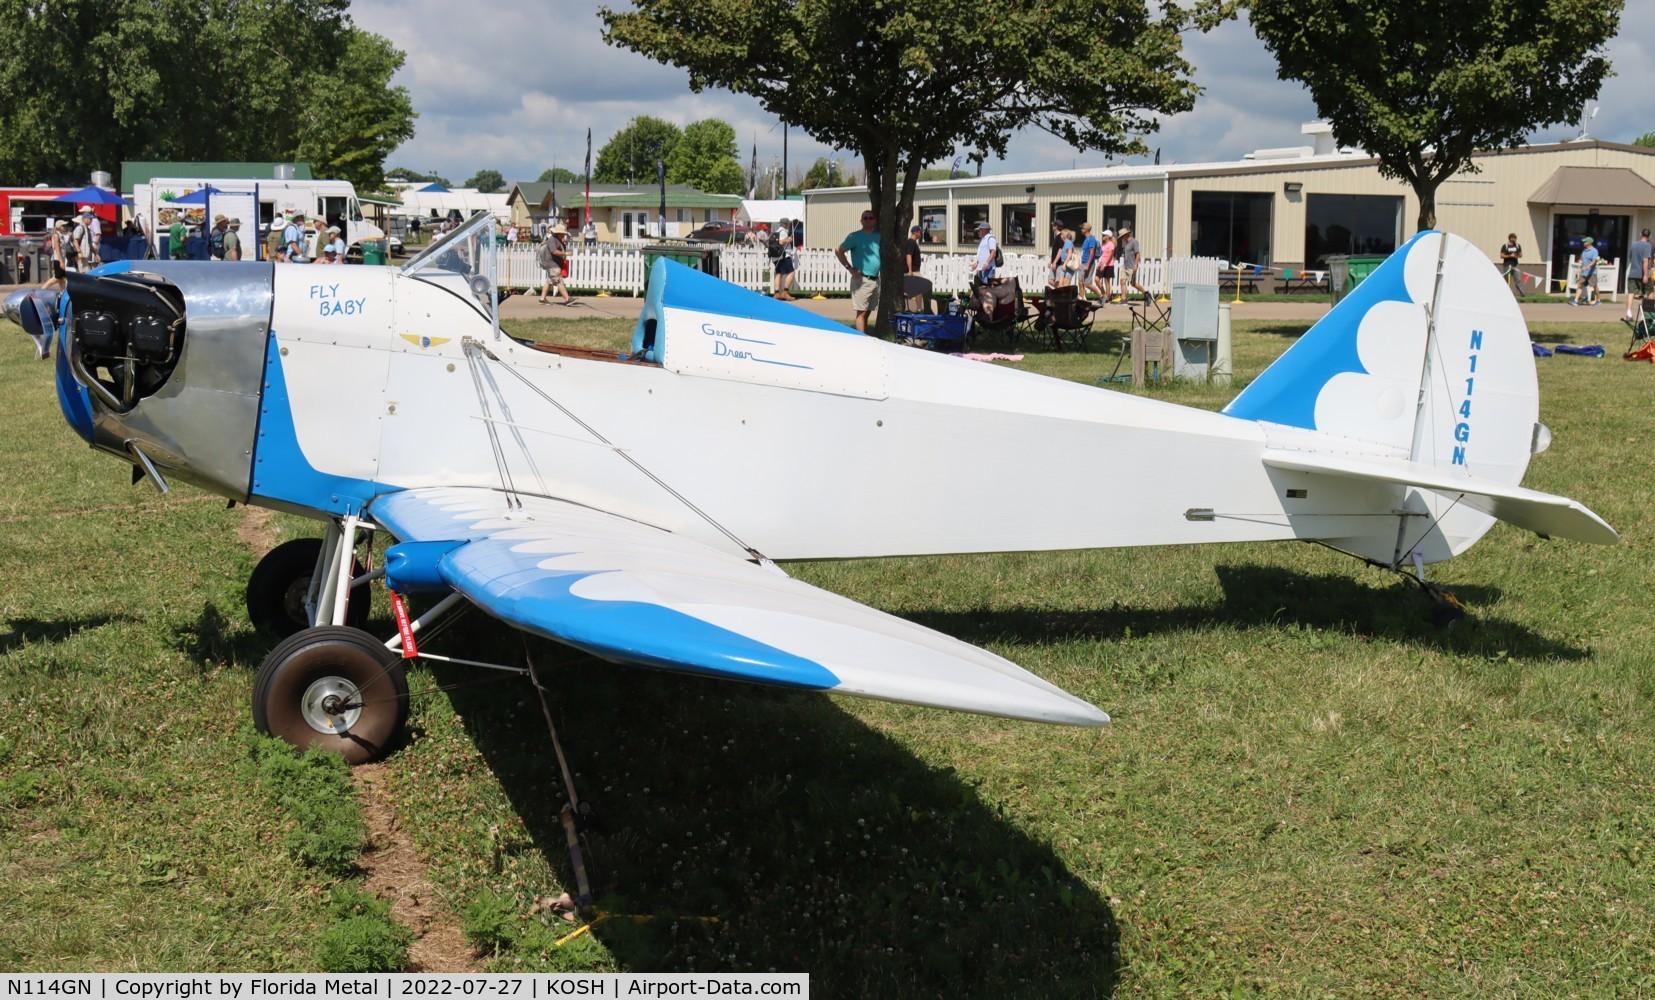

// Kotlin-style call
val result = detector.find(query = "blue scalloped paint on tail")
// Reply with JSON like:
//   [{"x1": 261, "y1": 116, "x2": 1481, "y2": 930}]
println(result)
[{"x1": 1222, "y1": 231, "x2": 1431, "y2": 430}]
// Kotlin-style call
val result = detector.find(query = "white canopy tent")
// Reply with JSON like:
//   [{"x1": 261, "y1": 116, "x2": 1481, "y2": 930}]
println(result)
[
  {"x1": 738, "y1": 199, "x2": 803, "y2": 226},
  {"x1": 393, "y1": 185, "x2": 509, "y2": 223}
]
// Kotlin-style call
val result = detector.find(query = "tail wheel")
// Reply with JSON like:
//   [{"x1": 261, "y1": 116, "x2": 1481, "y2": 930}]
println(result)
[
  {"x1": 246, "y1": 537, "x2": 371, "y2": 637},
  {"x1": 252, "y1": 626, "x2": 409, "y2": 765}
]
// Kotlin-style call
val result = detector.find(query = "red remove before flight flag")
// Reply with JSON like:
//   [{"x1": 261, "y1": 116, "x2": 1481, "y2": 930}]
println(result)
[{"x1": 390, "y1": 591, "x2": 418, "y2": 658}]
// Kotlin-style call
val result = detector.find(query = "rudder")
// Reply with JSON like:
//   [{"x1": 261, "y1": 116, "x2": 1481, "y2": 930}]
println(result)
[{"x1": 1225, "y1": 231, "x2": 1544, "y2": 563}]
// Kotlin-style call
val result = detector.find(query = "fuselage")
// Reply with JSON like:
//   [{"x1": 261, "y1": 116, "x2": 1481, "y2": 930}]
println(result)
[{"x1": 47, "y1": 258, "x2": 1413, "y2": 565}]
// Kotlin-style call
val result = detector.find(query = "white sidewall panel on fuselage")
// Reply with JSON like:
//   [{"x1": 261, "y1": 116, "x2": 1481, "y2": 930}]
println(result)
[{"x1": 271, "y1": 267, "x2": 1442, "y2": 561}]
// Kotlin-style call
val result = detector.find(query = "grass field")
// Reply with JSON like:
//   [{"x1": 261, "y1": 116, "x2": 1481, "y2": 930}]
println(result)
[{"x1": 2, "y1": 309, "x2": 1652, "y2": 994}]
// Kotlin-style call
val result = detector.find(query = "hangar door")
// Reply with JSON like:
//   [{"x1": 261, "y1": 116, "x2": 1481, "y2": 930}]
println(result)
[{"x1": 1191, "y1": 192, "x2": 1273, "y2": 266}]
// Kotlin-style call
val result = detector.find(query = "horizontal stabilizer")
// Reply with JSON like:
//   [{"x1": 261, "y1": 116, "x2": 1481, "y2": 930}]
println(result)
[
  {"x1": 371, "y1": 488, "x2": 1109, "y2": 727},
  {"x1": 1262, "y1": 450, "x2": 1619, "y2": 546}
]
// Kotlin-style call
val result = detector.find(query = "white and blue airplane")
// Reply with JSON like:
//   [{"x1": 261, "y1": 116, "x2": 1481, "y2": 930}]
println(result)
[{"x1": 4, "y1": 214, "x2": 1616, "y2": 763}]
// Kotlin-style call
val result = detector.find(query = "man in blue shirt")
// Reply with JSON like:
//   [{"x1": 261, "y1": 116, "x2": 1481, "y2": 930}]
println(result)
[
  {"x1": 835, "y1": 208, "x2": 882, "y2": 334},
  {"x1": 1626, "y1": 228, "x2": 1652, "y2": 321},
  {"x1": 1079, "y1": 222, "x2": 1102, "y2": 301},
  {"x1": 1572, "y1": 236, "x2": 1599, "y2": 306},
  {"x1": 284, "y1": 212, "x2": 309, "y2": 263}
]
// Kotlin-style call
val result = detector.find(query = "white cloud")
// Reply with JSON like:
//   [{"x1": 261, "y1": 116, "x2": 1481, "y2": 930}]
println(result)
[{"x1": 348, "y1": 1, "x2": 1654, "y2": 185}]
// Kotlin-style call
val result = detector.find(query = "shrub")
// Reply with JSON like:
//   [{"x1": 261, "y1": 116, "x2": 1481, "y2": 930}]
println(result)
[
  {"x1": 461, "y1": 889, "x2": 518, "y2": 954},
  {"x1": 316, "y1": 915, "x2": 412, "y2": 973},
  {"x1": 316, "y1": 884, "x2": 412, "y2": 973},
  {"x1": 245, "y1": 732, "x2": 366, "y2": 876}
]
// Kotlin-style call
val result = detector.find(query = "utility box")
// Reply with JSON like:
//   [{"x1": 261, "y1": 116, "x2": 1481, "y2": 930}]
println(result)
[{"x1": 1170, "y1": 283, "x2": 1220, "y2": 382}]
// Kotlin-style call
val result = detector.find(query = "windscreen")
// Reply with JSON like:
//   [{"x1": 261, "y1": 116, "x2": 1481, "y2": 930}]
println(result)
[{"x1": 400, "y1": 211, "x2": 500, "y2": 336}]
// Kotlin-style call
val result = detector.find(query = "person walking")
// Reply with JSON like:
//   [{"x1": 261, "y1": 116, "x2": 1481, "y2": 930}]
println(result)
[
  {"x1": 284, "y1": 212, "x2": 308, "y2": 263},
  {"x1": 1099, "y1": 229, "x2": 1118, "y2": 302},
  {"x1": 76, "y1": 206, "x2": 101, "y2": 267},
  {"x1": 971, "y1": 220, "x2": 999, "y2": 287},
  {"x1": 538, "y1": 222, "x2": 572, "y2": 304},
  {"x1": 1118, "y1": 225, "x2": 1145, "y2": 302},
  {"x1": 1047, "y1": 219, "x2": 1065, "y2": 284},
  {"x1": 771, "y1": 216, "x2": 797, "y2": 301},
  {"x1": 223, "y1": 218, "x2": 243, "y2": 261},
  {"x1": 1078, "y1": 222, "x2": 1102, "y2": 301},
  {"x1": 168, "y1": 212, "x2": 190, "y2": 260},
  {"x1": 40, "y1": 217, "x2": 70, "y2": 290},
  {"x1": 209, "y1": 215, "x2": 230, "y2": 259},
  {"x1": 1626, "y1": 228, "x2": 1651, "y2": 320},
  {"x1": 834, "y1": 208, "x2": 882, "y2": 334},
  {"x1": 1056, "y1": 228, "x2": 1078, "y2": 288},
  {"x1": 1498, "y1": 232, "x2": 1525, "y2": 298},
  {"x1": 1571, "y1": 236, "x2": 1599, "y2": 306}
]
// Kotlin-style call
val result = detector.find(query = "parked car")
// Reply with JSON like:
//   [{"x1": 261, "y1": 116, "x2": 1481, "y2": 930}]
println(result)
[{"x1": 685, "y1": 221, "x2": 752, "y2": 244}]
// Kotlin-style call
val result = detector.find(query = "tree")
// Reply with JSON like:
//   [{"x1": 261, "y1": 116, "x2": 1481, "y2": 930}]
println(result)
[
  {"x1": 1635, "y1": 133, "x2": 1655, "y2": 149},
  {"x1": 799, "y1": 158, "x2": 834, "y2": 191},
  {"x1": 464, "y1": 169, "x2": 506, "y2": 193},
  {"x1": 602, "y1": 0, "x2": 1221, "y2": 333},
  {"x1": 664, "y1": 119, "x2": 745, "y2": 194},
  {"x1": 538, "y1": 167, "x2": 581, "y2": 183},
  {"x1": 1249, "y1": 0, "x2": 1622, "y2": 232},
  {"x1": 387, "y1": 168, "x2": 452, "y2": 186},
  {"x1": 0, "y1": 0, "x2": 415, "y2": 187},
  {"x1": 292, "y1": 30, "x2": 416, "y2": 192},
  {"x1": 593, "y1": 116, "x2": 682, "y2": 185}
]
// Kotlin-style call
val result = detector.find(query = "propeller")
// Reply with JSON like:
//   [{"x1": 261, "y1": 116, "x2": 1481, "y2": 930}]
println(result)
[{"x1": 3, "y1": 288, "x2": 60, "y2": 360}]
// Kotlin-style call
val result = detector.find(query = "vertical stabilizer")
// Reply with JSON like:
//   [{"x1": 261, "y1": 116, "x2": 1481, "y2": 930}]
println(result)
[{"x1": 1225, "y1": 231, "x2": 1543, "y2": 563}]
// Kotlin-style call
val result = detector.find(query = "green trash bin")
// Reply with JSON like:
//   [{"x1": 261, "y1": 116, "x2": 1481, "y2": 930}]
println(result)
[
  {"x1": 1328, "y1": 254, "x2": 1387, "y2": 303},
  {"x1": 641, "y1": 241, "x2": 721, "y2": 290},
  {"x1": 360, "y1": 239, "x2": 388, "y2": 266}
]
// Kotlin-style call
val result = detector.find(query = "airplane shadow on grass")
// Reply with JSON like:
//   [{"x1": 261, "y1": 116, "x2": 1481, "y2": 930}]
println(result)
[
  {"x1": 0, "y1": 613, "x2": 130, "y2": 657},
  {"x1": 432, "y1": 643, "x2": 1122, "y2": 999},
  {"x1": 911, "y1": 563, "x2": 1586, "y2": 663}
]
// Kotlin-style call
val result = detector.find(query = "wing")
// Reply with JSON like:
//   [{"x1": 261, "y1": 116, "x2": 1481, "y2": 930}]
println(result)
[{"x1": 370, "y1": 488, "x2": 1109, "y2": 727}]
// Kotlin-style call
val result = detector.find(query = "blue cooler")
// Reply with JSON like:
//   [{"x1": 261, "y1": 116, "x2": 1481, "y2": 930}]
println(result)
[{"x1": 893, "y1": 312, "x2": 970, "y2": 349}]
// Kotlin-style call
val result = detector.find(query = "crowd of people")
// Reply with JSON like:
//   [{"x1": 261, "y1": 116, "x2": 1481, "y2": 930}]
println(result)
[
  {"x1": 831, "y1": 210, "x2": 1151, "y2": 337},
  {"x1": 37, "y1": 205, "x2": 104, "y2": 290}
]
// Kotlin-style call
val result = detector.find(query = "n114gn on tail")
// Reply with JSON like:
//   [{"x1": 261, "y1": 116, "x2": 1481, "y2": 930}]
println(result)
[{"x1": 4, "y1": 217, "x2": 1615, "y2": 762}]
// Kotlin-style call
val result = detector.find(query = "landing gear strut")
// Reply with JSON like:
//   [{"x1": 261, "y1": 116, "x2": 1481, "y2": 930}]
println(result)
[{"x1": 245, "y1": 537, "x2": 371, "y2": 636}]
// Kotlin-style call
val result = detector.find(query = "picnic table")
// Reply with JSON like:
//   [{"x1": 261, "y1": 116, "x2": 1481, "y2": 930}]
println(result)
[
  {"x1": 1219, "y1": 270, "x2": 1266, "y2": 294},
  {"x1": 1276, "y1": 269, "x2": 1328, "y2": 293}
]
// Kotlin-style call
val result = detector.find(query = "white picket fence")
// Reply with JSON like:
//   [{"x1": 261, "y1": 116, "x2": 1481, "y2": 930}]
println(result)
[{"x1": 490, "y1": 242, "x2": 1203, "y2": 297}]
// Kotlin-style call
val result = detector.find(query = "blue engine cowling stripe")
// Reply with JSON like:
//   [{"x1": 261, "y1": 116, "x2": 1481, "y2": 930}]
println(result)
[{"x1": 248, "y1": 334, "x2": 397, "y2": 516}]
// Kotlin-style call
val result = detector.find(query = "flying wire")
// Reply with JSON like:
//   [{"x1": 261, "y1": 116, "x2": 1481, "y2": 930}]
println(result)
[{"x1": 468, "y1": 341, "x2": 767, "y2": 561}]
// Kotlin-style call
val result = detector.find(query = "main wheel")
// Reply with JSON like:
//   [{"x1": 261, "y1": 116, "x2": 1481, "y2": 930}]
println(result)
[
  {"x1": 252, "y1": 626, "x2": 409, "y2": 764},
  {"x1": 246, "y1": 538, "x2": 371, "y2": 637}
]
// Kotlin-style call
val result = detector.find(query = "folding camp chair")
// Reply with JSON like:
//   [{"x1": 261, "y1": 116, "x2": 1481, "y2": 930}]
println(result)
[
  {"x1": 1624, "y1": 294, "x2": 1655, "y2": 355},
  {"x1": 966, "y1": 276, "x2": 1033, "y2": 348},
  {"x1": 1097, "y1": 295, "x2": 1171, "y2": 383},
  {"x1": 1028, "y1": 283, "x2": 1099, "y2": 351}
]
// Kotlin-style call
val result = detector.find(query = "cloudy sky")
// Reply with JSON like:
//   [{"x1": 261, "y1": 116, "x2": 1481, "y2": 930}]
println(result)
[{"x1": 351, "y1": 2, "x2": 1654, "y2": 187}]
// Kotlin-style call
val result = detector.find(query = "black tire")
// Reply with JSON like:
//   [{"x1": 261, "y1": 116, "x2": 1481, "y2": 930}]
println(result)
[
  {"x1": 246, "y1": 538, "x2": 371, "y2": 637},
  {"x1": 252, "y1": 626, "x2": 409, "y2": 764}
]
